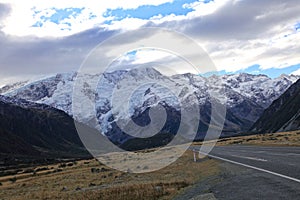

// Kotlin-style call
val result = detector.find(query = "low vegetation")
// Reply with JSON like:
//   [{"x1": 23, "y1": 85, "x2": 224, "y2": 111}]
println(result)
[
  {"x1": 3, "y1": 131, "x2": 297, "y2": 199},
  {"x1": 0, "y1": 151, "x2": 219, "y2": 200},
  {"x1": 194, "y1": 130, "x2": 300, "y2": 146}
]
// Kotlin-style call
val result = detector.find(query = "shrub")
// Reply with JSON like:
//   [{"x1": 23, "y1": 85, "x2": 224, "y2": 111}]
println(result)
[
  {"x1": 23, "y1": 168, "x2": 34, "y2": 173},
  {"x1": 53, "y1": 168, "x2": 63, "y2": 173},
  {"x1": 59, "y1": 163, "x2": 67, "y2": 168},
  {"x1": 91, "y1": 168, "x2": 99, "y2": 173},
  {"x1": 108, "y1": 172, "x2": 114, "y2": 177},
  {"x1": 9, "y1": 177, "x2": 17, "y2": 183},
  {"x1": 67, "y1": 163, "x2": 74, "y2": 167},
  {"x1": 89, "y1": 183, "x2": 96, "y2": 187}
]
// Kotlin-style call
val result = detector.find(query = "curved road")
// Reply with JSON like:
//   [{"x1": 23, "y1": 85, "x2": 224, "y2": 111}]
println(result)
[
  {"x1": 204, "y1": 145, "x2": 300, "y2": 180},
  {"x1": 177, "y1": 145, "x2": 300, "y2": 200}
]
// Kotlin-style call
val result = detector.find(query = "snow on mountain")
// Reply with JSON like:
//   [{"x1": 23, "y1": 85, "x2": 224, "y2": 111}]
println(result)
[
  {"x1": 217, "y1": 73, "x2": 299, "y2": 108},
  {"x1": 1, "y1": 68, "x2": 299, "y2": 140},
  {"x1": 0, "y1": 94, "x2": 54, "y2": 110},
  {"x1": 2, "y1": 73, "x2": 78, "y2": 115},
  {"x1": 0, "y1": 81, "x2": 29, "y2": 94},
  {"x1": 251, "y1": 78, "x2": 300, "y2": 133}
]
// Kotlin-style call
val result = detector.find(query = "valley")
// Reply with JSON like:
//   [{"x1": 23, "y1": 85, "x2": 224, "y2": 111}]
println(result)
[
  {"x1": 0, "y1": 131, "x2": 299, "y2": 200},
  {"x1": 0, "y1": 70, "x2": 299, "y2": 200},
  {"x1": 1, "y1": 1, "x2": 300, "y2": 199}
]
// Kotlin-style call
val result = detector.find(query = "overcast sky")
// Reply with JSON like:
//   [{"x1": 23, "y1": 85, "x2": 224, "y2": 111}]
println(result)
[{"x1": 0, "y1": 0, "x2": 300, "y2": 86}]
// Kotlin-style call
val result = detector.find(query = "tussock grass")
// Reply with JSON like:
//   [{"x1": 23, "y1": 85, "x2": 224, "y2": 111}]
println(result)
[
  {"x1": 194, "y1": 130, "x2": 300, "y2": 147},
  {"x1": 79, "y1": 181, "x2": 189, "y2": 200},
  {"x1": 0, "y1": 151, "x2": 219, "y2": 200}
]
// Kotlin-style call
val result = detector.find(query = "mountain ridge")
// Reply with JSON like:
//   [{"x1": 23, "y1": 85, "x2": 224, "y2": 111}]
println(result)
[
  {"x1": 251, "y1": 79, "x2": 300, "y2": 133},
  {"x1": 1, "y1": 68, "x2": 299, "y2": 142},
  {"x1": 0, "y1": 95, "x2": 89, "y2": 164}
]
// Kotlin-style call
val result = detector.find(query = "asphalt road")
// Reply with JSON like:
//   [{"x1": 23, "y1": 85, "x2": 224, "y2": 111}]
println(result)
[
  {"x1": 202, "y1": 145, "x2": 300, "y2": 180},
  {"x1": 176, "y1": 145, "x2": 300, "y2": 200}
]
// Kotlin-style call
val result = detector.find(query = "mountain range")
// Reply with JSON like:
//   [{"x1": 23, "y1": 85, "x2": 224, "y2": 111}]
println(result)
[{"x1": 1, "y1": 67, "x2": 299, "y2": 143}]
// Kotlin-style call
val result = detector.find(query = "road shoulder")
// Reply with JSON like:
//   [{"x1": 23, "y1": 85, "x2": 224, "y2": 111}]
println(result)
[{"x1": 174, "y1": 161, "x2": 300, "y2": 200}]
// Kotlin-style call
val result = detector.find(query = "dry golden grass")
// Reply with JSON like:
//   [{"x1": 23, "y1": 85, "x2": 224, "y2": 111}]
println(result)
[
  {"x1": 194, "y1": 130, "x2": 300, "y2": 147},
  {"x1": 0, "y1": 151, "x2": 219, "y2": 200}
]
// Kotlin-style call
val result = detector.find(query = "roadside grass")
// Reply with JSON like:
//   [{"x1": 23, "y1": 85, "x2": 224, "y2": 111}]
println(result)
[
  {"x1": 194, "y1": 130, "x2": 300, "y2": 147},
  {"x1": 0, "y1": 151, "x2": 219, "y2": 200}
]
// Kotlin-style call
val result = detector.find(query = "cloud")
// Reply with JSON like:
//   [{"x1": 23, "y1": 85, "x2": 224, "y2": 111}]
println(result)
[
  {"x1": 291, "y1": 68, "x2": 300, "y2": 76},
  {"x1": 0, "y1": 27, "x2": 119, "y2": 79},
  {"x1": 0, "y1": 0, "x2": 300, "y2": 85},
  {"x1": 0, "y1": 3, "x2": 11, "y2": 25},
  {"x1": 146, "y1": 0, "x2": 300, "y2": 72},
  {"x1": 183, "y1": 0, "x2": 300, "y2": 40},
  {"x1": 0, "y1": 0, "x2": 174, "y2": 37}
]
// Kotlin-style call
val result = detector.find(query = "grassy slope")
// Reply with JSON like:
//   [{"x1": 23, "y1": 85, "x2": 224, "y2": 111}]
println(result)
[{"x1": 193, "y1": 130, "x2": 300, "y2": 147}]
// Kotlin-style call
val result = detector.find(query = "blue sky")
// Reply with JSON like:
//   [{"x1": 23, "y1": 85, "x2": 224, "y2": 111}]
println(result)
[
  {"x1": 103, "y1": 0, "x2": 197, "y2": 20},
  {"x1": 29, "y1": 0, "x2": 214, "y2": 28},
  {"x1": 30, "y1": 0, "x2": 214, "y2": 25},
  {"x1": 203, "y1": 64, "x2": 300, "y2": 78},
  {"x1": 295, "y1": 23, "x2": 300, "y2": 31},
  {"x1": 32, "y1": 7, "x2": 84, "y2": 29},
  {"x1": 239, "y1": 64, "x2": 300, "y2": 78}
]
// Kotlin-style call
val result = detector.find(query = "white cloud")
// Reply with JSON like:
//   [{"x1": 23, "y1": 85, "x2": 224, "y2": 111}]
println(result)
[
  {"x1": 131, "y1": 49, "x2": 176, "y2": 65},
  {"x1": 0, "y1": 0, "x2": 300, "y2": 84},
  {"x1": 177, "y1": 0, "x2": 300, "y2": 73},
  {"x1": 183, "y1": 0, "x2": 230, "y2": 17},
  {"x1": 291, "y1": 68, "x2": 300, "y2": 75},
  {"x1": 103, "y1": 17, "x2": 147, "y2": 31},
  {"x1": 0, "y1": 0, "x2": 231, "y2": 37},
  {"x1": 205, "y1": 28, "x2": 300, "y2": 72},
  {"x1": 0, "y1": 0, "x2": 174, "y2": 37}
]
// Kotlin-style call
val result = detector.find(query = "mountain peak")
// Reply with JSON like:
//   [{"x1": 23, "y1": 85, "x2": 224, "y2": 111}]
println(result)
[
  {"x1": 128, "y1": 67, "x2": 163, "y2": 76},
  {"x1": 1, "y1": 70, "x2": 299, "y2": 139}
]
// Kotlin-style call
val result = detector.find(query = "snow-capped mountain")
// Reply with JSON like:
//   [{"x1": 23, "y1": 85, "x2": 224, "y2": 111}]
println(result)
[
  {"x1": 0, "y1": 81, "x2": 29, "y2": 94},
  {"x1": 1, "y1": 67, "x2": 299, "y2": 142}
]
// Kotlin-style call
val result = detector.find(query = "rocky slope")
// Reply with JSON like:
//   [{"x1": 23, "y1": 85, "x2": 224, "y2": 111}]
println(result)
[{"x1": 251, "y1": 79, "x2": 300, "y2": 133}]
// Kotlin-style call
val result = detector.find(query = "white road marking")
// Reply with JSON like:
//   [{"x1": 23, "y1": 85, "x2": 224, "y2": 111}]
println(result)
[
  {"x1": 200, "y1": 152, "x2": 300, "y2": 184},
  {"x1": 230, "y1": 154, "x2": 268, "y2": 162}
]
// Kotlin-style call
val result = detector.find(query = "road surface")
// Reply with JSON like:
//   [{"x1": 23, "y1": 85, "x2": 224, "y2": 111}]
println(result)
[{"x1": 176, "y1": 145, "x2": 300, "y2": 200}]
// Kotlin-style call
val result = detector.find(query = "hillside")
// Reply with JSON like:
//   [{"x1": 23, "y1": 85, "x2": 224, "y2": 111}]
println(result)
[
  {"x1": 251, "y1": 79, "x2": 300, "y2": 133},
  {"x1": 0, "y1": 95, "x2": 89, "y2": 166}
]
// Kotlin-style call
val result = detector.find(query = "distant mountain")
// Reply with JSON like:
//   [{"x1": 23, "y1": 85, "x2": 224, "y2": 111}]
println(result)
[
  {"x1": 1, "y1": 68, "x2": 299, "y2": 142},
  {"x1": 0, "y1": 95, "x2": 89, "y2": 163},
  {"x1": 251, "y1": 79, "x2": 300, "y2": 133},
  {"x1": 0, "y1": 80, "x2": 29, "y2": 94}
]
